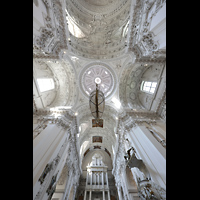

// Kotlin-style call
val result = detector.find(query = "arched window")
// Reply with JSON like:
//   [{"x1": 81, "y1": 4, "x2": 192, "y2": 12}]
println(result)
[
  {"x1": 37, "y1": 78, "x2": 55, "y2": 92},
  {"x1": 141, "y1": 81, "x2": 157, "y2": 94}
]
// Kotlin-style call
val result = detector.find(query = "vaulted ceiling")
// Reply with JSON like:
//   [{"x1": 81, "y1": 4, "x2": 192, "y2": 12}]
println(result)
[
  {"x1": 65, "y1": 0, "x2": 131, "y2": 59},
  {"x1": 33, "y1": 0, "x2": 166, "y2": 162}
]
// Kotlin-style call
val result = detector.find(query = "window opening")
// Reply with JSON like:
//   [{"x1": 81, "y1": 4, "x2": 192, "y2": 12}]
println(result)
[
  {"x1": 141, "y1": 81, "x2": 157, "y2": 94},
  {"x1": 37, "y1": 78, "x2": 55, "y2": 92}
]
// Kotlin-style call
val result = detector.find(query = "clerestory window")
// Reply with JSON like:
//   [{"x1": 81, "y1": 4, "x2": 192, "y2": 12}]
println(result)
[
  {"x1": 141, "y1": 81, "x2": 157, "y2": 94},
  {"x1": 37, "y1": 78, "x2": 55, "y2": 92}
]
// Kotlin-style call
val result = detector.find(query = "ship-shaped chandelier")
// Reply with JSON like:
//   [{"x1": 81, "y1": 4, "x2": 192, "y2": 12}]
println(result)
[{"x1": 89, "y1": 78, "x2": 105, "y2": 124}]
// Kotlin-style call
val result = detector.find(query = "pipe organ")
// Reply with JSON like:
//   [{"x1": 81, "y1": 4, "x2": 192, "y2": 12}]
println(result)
[{"x1": 84, "y1": 154, "x2": 110, "y2": 200}]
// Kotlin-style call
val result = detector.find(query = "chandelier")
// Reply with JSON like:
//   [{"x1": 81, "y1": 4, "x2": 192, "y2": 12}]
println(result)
[{"x1": 89, "y1": 82, "x2": 105, "y2": 123}]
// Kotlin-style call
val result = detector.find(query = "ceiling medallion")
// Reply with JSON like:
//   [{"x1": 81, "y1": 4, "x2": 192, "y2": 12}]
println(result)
[{"x1": 79, "y1": 62, "x2": 117, "y2": 100}]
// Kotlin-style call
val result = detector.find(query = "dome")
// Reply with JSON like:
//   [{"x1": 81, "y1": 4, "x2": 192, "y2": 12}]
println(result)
[{"x1": 79, "y1": 62, "x2": 117, "y2": 100}]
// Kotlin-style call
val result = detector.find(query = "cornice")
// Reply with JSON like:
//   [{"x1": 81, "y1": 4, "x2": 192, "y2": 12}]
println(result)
[{"x1": 135, "y1": 54, "x2": 166, "y2": 63}]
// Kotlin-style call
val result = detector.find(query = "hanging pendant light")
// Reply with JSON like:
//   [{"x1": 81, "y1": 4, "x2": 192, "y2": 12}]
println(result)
[{"x1": 89, "y1": 83, "x2": 105, "y2": 123}]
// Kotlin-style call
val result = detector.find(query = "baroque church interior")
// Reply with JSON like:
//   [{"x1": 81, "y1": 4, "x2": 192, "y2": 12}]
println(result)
[{"x1": 33, "y1": 0, "x2": 166, "y2": 199}]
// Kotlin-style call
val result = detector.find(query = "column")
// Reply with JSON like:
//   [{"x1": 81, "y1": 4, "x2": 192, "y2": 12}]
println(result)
[
  {"x1": 94, "y1": 173, "x2": 96, "y2": 185},
  {"x1": 86, "y1": 171, "x2": 89, "y2": 185},
  {"x1": 83, "y1": 190, "x2": 87, "y2": 200},
  {"x1": 130, "y1": 168, "x2": 138, "y2": 185},
  {"x1": 106, "y1": 172, "x2": 109, "y2": 187},
  {"x1": 90, "y1": 172, "x2": 92, "y2": 186},
  {"x1": 117, "y1": 186, "x2": 123, "y2": 200},
  {"x1": 101, "y1": 171, "x2": 104, "y2": 187},
  {"x1": 98, "y1": 173, "x2": 100, "y2": 187},
  {"x1": 89, "y1": 190, "x2": 92, "y2": 200},
  {"x1": 131, "y1": 126, "x2": 166, "y2": 188},
  {"x1": 108, "y1": 190, "x2": 111, "y2": 200},
  {"x1": 102, "y1": 190, "x2": 105, "y2": 200}
]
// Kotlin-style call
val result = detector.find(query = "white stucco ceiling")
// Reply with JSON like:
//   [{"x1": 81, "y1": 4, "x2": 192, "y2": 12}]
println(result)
[{"x1": 33, "y1": 0, "x2": 166, "y2": 161}]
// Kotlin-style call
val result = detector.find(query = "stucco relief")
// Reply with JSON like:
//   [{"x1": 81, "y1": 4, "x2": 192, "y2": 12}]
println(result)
[
  {"x1": 79, "y1": 62, "x2": 117, "y2": 100},
  {"x1": 33, "y1": 0, "x2": 166, "y2": 198},
  {"x1": 119, "y1": 59, "x2": 165, "y2": 111},
  {"x1": 33, "y1": 60, "x2": 58, "y2": 109},
  {"x1": 128, "y1": 0, "x2": 166, "y2": 59},
  {"x1": 33, "y1": 0, "x2": 68, "y2": 59},
  {"x1": 65, "y1": 0, "x2": 131, "y2": 59},
  {"x1": 119, "y1": 62, "x2": 145, "y2": 109}
]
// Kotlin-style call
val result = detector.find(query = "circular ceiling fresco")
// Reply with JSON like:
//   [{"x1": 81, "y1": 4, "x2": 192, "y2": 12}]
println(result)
[{"x1": 79, "y1": 62, "x2": 117, "y2": 99}]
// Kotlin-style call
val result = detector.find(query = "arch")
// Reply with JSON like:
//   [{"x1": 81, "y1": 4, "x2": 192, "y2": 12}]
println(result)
[
  {"x1": 82, "y1": 146, "x2": 112, "y2": 162},
  {"x1": 81, "y1": 148, "x2": 112, "y2": 170},
  {"x1": 79, "y1": 128, "x2": 116, "y2": 161}
]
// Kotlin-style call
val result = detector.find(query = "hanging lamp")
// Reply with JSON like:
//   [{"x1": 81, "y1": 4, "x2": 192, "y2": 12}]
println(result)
[{"x1": 89, "y1": 83, "x2": 105, "y2": 124}]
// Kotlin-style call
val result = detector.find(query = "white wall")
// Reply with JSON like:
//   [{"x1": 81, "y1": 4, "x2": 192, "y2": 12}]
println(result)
[
  {"x1": 33, "y1": 124, "x2": 68, "y2": 198},
  {"x1": 150, "y1": 4, "x2": 166, "y2": 50},
  {"x1": 127, "y1": 125, "x2": 166, "y2": 189},
  {"x1": 33, "y1": 0, "x2": 48, "y2": 36}
]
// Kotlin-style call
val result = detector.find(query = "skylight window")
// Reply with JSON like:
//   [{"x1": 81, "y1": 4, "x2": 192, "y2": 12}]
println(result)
[
  {"x1": 37, "y1": 78, "x2": 55, "y2": 92},
  {"x1": 141, "y1": 81, "x2": 157, "y2": 94}
]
